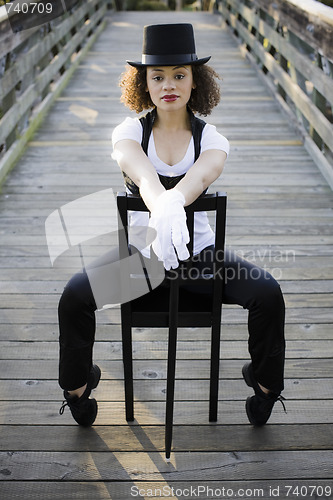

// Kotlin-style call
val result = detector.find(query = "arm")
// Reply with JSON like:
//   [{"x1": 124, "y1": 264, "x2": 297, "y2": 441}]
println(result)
[
  {"x1": 174, "y1": 149, "x2": 227, "y2": 205},
  {"x1": 113, "y1": 139, "x2": 165, "y2": 210},
  {"x1": 114, "y1": 138, "x2": 184, "y2": 269}
]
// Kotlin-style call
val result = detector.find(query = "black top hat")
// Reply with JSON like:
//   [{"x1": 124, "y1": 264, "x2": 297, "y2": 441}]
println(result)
[{"x1": 127, "y1": 23, "x2": 210, "y2": 67}]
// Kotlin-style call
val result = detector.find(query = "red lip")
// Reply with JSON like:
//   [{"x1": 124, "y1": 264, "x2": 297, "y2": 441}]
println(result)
[{"x1": 162, "y1": 95, "x2": 178, "y2": 102}]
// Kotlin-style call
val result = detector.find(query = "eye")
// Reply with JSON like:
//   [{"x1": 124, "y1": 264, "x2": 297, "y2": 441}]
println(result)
[
  {"x1": 152, "y1": 75, "x2": 163, "y2": 81},
  {"x1": 175, "y1": 74, "x2": 185, "y2": 80}
]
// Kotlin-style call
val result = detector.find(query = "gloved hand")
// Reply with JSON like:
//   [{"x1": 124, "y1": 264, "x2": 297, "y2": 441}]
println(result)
[{"x1": 149, "y1": 189, "x2": 190, "y2": 270}]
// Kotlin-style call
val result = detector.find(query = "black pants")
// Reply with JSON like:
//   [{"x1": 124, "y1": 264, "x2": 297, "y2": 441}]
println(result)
[{"x1": 58, "y1": 247, "x2": 285, "y2": 394}]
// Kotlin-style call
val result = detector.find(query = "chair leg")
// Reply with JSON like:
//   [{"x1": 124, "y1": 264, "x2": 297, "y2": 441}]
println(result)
[
  {"x1": 122, "y1": 323, "x2": 134, "y2": 422},
  {"x1": 165, "y1": 322, "x2": 177, "y2": 460},
  {"x1": 209, "y1": 320, "x2": 221, "y2": 422},
  {"x1": 165, "y1": 275, "x2": 179, "y2": 460}
]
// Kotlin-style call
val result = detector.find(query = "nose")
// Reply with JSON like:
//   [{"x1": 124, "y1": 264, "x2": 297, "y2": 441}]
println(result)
[{"x1": 163, "y1": 77, "x2": 175, "y2": 90}]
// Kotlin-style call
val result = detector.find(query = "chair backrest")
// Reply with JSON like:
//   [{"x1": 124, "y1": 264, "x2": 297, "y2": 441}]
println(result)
[{"x1": 117, "y1": 192, "x2": 227, "y2": 317}]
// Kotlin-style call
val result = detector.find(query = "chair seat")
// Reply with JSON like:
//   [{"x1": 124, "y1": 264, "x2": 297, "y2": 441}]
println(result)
[
  {"x1": 130, "y1": 287, "x2": 213, "y2": 327},
  {"x1": 130, "y1": 284, "x2": 213, "y2": 310},
  {"x1": 131, "y1": 311, "x2": 214, "y2": 327}
]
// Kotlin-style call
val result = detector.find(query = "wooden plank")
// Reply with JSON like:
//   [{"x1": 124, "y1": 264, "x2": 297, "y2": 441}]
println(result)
[
  {"x1": 1, "y1": 291, "x2": 333, "y2": 310},
  {"x1": 1, "y1": 378, "x2": 332, "y2": 402},
  {"x1": 52, "y1": 244, "x2": 333, "y2": 259},
  {"x1": 0, "y1": 450, "x2": 332, "y2": 480},
  {"x1": 1, "y1": 297, "x2": 333, "y2": 322},
  {"x1": 31, "y1": 127, "x2": 302, "y2": 143},
  {"x1": 1, "y1": 480, "x2": 332, "y2": 500},
  {"x1": 1, "y1": 400, "x2": 333, "y2": 425},
  {"x1": 7, "y1": 154, "x2": 319, "y2": 172},
  {"x1": 282, "y1": 281, "x2": 333, "y2": 293},
  {"x1": 0, "y1": 319, "x2": 331, "y2": 341},
  {"x1": 1, "y1": 279, "x2": 333, "y2": 295},
  {"x1": 1, "y1": 358, "x2": 332, "y2": 380},
  {"x1": 2, "y1": 214, "x2": 333, "y2": 232},
  {"x1": 0, "y1": 243, "x2": 331, "y2": 262},
  {"x1": 2, "y1": 201, "x2": 333, "y2": 215},
  {"x1": 10, "y1": 171, "x2": 328, "y2": 187},
  {"x1": 2, "y1": 220, "x2": 333, "y2": 237},
  {"x1": 2, "y1": 233, "x2": 333, "y2": 246},
  {"x1": 1, "y1": 321, "x2": 333, "y2": 342},
  {"x1": 0, "y1": 303, "x2": 332, "y2": 325},
  {"x1": 0, "y1": 273, "x2": 333, "y2": 295},
  {"x1": 1, "y1": 424, "x2": 333, "y2": 452},
  {"x1": 0, "y1": 340, "x2": 333, "y2": 360}
]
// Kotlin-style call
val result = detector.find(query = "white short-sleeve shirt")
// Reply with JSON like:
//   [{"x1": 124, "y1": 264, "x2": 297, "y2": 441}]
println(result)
[{"x1": 112, "y1": 116, "x2": 229, "y2": 255}]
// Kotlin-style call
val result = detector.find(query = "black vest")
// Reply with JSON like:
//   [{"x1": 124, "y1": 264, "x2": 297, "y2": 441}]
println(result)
[{"x1": 122, "y1": 108, "x2": 206, "y2": 195}]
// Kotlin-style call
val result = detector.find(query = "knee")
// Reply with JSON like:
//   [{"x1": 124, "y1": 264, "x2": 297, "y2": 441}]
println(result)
[
  {"x1": 58, "y1": 272, "x2": 95, "y2": 317},
  {"x1": 255, "y1": 273, "x2": 285, "y2": 315}
]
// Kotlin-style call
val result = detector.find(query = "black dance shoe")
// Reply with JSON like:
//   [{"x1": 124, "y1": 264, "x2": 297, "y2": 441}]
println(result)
[
  {"x1": 242, "y1": 362, "x2": 286, "y2": 426},
  {"x1": 59, "y1": 364, "x2": 101, "y2": 426}
]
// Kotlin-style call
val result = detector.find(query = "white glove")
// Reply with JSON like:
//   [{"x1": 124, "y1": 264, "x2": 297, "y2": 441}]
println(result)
[{"x1": 149, "y1": 189, "x2": 190, "y2": 270}]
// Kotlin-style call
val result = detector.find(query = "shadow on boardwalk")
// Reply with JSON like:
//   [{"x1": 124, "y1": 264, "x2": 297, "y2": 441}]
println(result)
[{"x1": 0, "y1": 10, "x2": 333, "y2": 499}]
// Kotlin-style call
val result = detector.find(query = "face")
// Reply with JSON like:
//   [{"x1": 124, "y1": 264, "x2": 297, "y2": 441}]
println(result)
[{"x1": 146, "y1": 65, "x2": 195, "y2": 111}]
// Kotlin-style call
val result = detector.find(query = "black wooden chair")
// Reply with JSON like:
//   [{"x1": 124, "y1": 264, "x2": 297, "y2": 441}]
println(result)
[{"x1": 117, "y1": 191, "x2": 227, "y2": 459}]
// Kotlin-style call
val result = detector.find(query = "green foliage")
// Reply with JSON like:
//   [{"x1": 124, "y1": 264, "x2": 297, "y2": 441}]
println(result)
[
  {"x1": 0, "y1": 0, "x2": 12, "y2": 5},
  {"x1": 137, "y1": 0, "x2": 169, "y2": 9},
  {"x1": 126, "y1": 0, "x2": 170, "y2": 10},
  {"x1": 318, "y1": 0, "x2": 333, "y2": 6}
]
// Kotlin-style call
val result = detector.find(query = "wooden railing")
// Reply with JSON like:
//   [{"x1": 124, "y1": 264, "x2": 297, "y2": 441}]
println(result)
[
  {"x1": 0, "y1": 0, "x2": 112, "y2": 184},
  {"x1": 216, "y1": 0, "x2": 333, "y2": 189}
]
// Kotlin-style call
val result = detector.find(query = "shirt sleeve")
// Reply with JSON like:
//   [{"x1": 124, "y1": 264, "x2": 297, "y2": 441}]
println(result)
[
  {"x1": 111, "y1": 117, "x2": 143, "y2": 148},
  {"x1": 200, "y1": 123, "x2": 230, "y2": 157}
]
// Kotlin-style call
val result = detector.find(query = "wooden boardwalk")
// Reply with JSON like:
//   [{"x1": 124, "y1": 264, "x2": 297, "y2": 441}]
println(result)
[{"x1": 1, "y1": 9, "x2": 333, "y2": 499}]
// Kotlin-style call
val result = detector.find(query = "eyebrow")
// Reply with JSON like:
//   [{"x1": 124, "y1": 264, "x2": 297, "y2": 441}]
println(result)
[{"x1": 150, "y1": 66, "x2": 189, "y2": 72}]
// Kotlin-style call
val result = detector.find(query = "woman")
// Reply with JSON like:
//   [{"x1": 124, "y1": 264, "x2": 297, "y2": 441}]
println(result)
[{"x1": 58, "y1": 23, "x2": 286, "y2": 427}]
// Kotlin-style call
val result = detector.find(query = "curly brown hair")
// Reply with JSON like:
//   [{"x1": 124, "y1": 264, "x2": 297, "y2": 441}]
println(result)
[{"x1": 119, "y1": 64, "x2": 221, "y2": 116}]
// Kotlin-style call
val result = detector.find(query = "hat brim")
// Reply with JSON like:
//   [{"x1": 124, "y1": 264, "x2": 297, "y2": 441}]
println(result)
[{"x1": 126, "y1": 56, "x2": 211, "y2": 68}]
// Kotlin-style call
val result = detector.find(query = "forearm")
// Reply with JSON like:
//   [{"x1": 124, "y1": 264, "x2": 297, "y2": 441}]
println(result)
[
  {"x1": 138, "y1": 172, "x2": 165, "y2": 211},
  {"x1": 113, "y1": 139, "x2": 165, "y2": 211},
  {"x1": 175, "y1": 170, "x2": 206, "y2": 206},
  {"x1": 175, "y1": 150, "x2": 227, "y2": 206}
]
